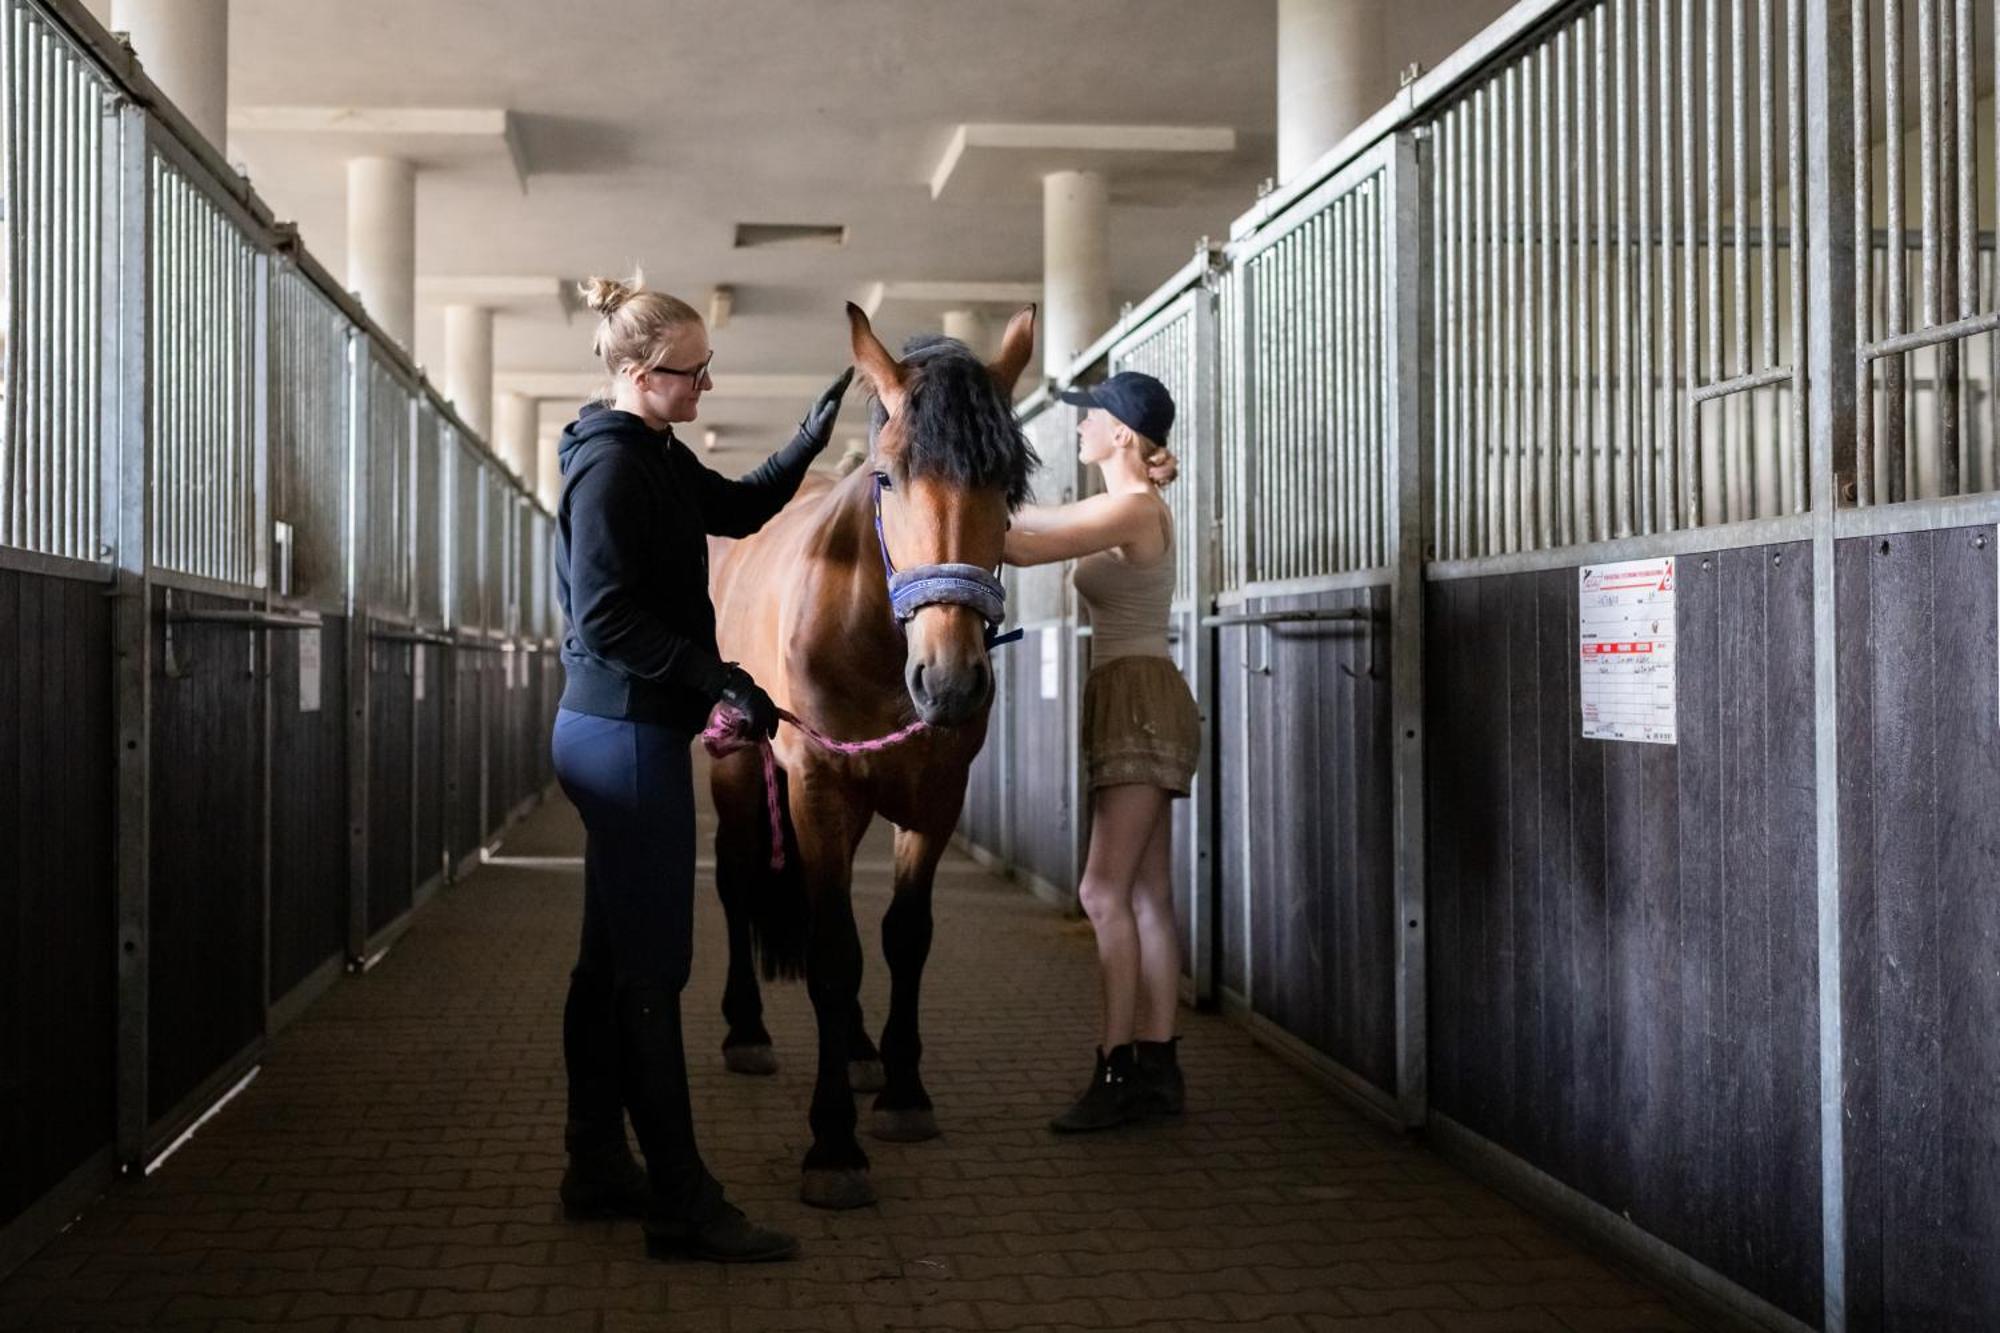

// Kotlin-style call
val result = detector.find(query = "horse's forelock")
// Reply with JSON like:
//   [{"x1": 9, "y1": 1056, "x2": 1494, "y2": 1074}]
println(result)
[{"x1": 870, "y1": 335, "x2": 1039, "y2": 508}]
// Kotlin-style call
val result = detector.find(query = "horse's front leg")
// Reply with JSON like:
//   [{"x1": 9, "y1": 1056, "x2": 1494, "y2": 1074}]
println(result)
[
  {"x1": 790, "y1": 765, "x2": 875, "y2": 1210},
  {"x1": 869, "y1": 825, "x2": 949, "y2": 1142}
]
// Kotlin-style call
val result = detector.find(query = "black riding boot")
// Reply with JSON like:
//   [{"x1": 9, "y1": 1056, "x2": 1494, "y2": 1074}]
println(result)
[
  {"x1": 1049, "y1": 1044, "x2": 1142, "y2": 1133},
  {"x1": 1133, "y1": 1037, "x2": 1185, "y2": 1117},
  {"x1": 615, "y1": 984, "x2": 799, "y2": 1263},
  {"x1": 559, "y1": 970, "x2": 649, "y2": 1219}
]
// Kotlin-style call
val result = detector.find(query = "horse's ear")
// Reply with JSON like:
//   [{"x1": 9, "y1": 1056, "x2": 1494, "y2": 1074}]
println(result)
[
  {"x1": 988, "y1": 304, "x2": 1037, "y2": 393},
  {"x1": 846, "y1": 303, "x2": 907, "y2": 416}
]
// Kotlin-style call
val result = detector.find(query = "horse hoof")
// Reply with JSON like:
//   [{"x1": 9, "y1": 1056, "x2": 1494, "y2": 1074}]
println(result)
[
  {"x1": 847, "y1": 1059, "x2": 885, "y2": 1094},
  {"x1": 724, "y1": 1044, "x2": 778, "y2": 1076},
  {"x1": 800, "y1": 1168, "x2": 875, "y2": 1211},
  {"x1": 870, "y1": 1106, "x2": 940, "y2": 1142}
]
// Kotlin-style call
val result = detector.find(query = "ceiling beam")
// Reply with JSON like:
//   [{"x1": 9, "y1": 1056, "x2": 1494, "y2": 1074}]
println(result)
[
  {"x1": 229, "y1": 105, "x2": 528, "y2": 191},
  {"x1": 930, "y1": 122, "x2": 1238, "y2": 199},
  {"x1": 860, "y1": 279, "x2": 1043, "y2": 318},
  {"x1": 418, "y1": 275, "x2": 574, "y2": 317}
]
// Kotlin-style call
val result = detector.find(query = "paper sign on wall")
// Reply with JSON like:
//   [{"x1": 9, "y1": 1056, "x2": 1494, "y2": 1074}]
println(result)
[
  {"x1": 1039, "y1": 626, "x2": 1060, "y2": 700},
  {"x1": 1579, "y1": 557, "x2": 1677, "y2": 745},
  {"x1": 298, "y1": 627, "x2": 322, "y2": 713}
]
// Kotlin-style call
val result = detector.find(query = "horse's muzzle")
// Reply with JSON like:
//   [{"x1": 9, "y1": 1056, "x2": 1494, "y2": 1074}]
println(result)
[{"x1": 905, "y1": 653, "x2": 992, "y2": 727}]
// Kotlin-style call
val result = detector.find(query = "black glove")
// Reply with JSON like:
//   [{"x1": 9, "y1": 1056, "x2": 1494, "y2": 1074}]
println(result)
[
  {"x1": 716, "y1": 664, "x2": 780, "y2": 740},
  {"x1": 793, "y1": 366, "x2": 854, "y2": 455}
]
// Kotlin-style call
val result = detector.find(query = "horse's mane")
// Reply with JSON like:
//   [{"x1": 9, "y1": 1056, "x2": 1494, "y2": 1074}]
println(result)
[{"x1": 869, "y1": 334, "x2": 1039, "y2": 508}]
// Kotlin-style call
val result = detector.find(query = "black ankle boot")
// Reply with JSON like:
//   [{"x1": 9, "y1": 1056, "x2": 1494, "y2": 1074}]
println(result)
[
  {"x1": 1133, "y1": 1038, "x2": 1185, "y2": 1117},
  {"x1": 1049, "y1": 1045, "x2": 1141, "y2": 1133},
  {"x1": 644, "y1": 1202, "x2": 800, "y2": 1263},
  {"x1": 617, "y1": 985, "x2": 799, "y2": 1263}
]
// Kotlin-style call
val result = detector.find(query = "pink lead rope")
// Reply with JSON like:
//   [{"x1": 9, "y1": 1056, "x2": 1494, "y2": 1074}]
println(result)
[{"x1": 699, "y1": 704, "x2": 930, "y2": 870}]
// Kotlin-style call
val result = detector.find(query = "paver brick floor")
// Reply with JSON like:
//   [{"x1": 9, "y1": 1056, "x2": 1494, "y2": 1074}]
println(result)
[{"x1": 0, "y1": 784, "x2": 1705, "y2": 1331}]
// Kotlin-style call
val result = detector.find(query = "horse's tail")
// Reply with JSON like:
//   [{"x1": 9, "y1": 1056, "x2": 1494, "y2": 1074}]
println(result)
[{"x1": 747, "y1": 764, "x2": 811, "y2": 982}]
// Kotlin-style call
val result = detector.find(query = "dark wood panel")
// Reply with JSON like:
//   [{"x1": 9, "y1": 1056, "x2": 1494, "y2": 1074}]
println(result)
[
  {"x1": 1218, "y1": 623, "x2": 1247, "y2": 996},
  {"x1": 0, "y1": 571, "x2": 115, "y2": 1230},
  {"x1": 1422, "y1": 547, "x2": 1821, "y2": 1326},
  {"x1": 450, "y1": 651, "x2": 484, "y2": 864},
  {"x1": 367, "y1": 639, "x2": 414, "y2": 935},
  {"x1": 149, "y1": 589, "x2": 263, "y2": 1124},
  {"x1": 413, "y1": 643, "x2": 445, "y2": 889},
  {"x1": 1839, "y1": 526, "x2": 2000, "y2": 1331},
  {"x1": 1007, "y1": 634, "x2": 1071, "y2": 891},
  {"x1": 269, "y1": 616, "x2": 348, "y2": 1000}
]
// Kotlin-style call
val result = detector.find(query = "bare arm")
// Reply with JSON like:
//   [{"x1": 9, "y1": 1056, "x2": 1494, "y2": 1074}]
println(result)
[{"x1": 1003, "y1": 492, "x2": 1167, "y2": 568}]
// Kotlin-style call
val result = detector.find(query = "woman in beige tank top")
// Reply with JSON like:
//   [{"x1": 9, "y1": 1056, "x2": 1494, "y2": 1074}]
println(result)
[{"x1": 1003, "y1": 371, "x2": 1202, "y2": 1134}]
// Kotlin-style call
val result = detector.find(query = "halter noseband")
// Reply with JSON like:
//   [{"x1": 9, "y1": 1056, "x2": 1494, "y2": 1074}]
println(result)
[{"x1": 871, "y1": 471, "x2": 1024, "y2": 649}]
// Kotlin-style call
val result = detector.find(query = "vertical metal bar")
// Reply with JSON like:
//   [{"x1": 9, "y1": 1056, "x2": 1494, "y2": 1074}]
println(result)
[
  {"x1": 1635, "y1": 4, "x2": 1655, "y2": 537},
  {"x1": 1885, "y1": 0, "x2": 1907, "y2": 500},
  {"x1": 55, "y1": 51, "x2": 73, "y2": 558},
  {"x1": 1951, "y1": 0, "x2": 1973, "y2": 494},
  {"x1": 1596, "y1": 6, "x2": 1613, "y2": 541},
  {"x1": 1435, "y1": 112, "x2": 1453, "y2": 558},
  {"x1": 1188, "y1": 264, "x2": 1221, "y2": 1006},
  {"x1": 29, "y1": 21, "x2": 47, "y2": 550},
  {"x1": 1707, "y1": 0, "x2": 1724, "y2": 522},
  {"x1": 1537, "y1": 48, "x2": 1555, "y2": 551},
  {"x1": 1338, "y1": 205, "x2": 1354, "y2": 573},
  {"x1": 1371, "y1": 179, "x2": 1386, "y2": 565},
  {"x1": 1803, "y1": 0, "x2": 1855, "y2": 1320},
  {"x1": 0, "y1": 5, "x2": 16, "y2": 551},
  {"x1": 1387, "y1": 130, "x2": 1428, "y2": 1126},
  {"x1": 1502, "y1": 63, "x2": 1521, "y2": 555},
  {"x1": 1682, "y1": 0, "x2": 1702, "y2": 526},
  {"x1": 1853, "y1": 0, "x2": 1873, "y2": 507},
  {"x1": 1481, "y1": 80, "x2": 1498, "y2": 555},
  {"x1": 1790, "y1": 0, "x2": 1810, "y2": 513},
  {"x1": 1658, "y1": 0, "x2": 1678, "y2": 532},
  {"x1": 1936, "y1": 0, "x2": 1959, "y2": 498},
  {"x1": 1558, "y1": 31, "x2": 1575, "y2": 546},
  {"x1": 1616, "y1": 0, "x2": 1635, "y2": 538},
  {"x1": 111, "y1": 97, "x2": 154, "y2": 1171},
  {"x1": 1733, "y1": 0, "x2": 1752, "y2": 520},
  {"x1": 1759, "y1": 0, "x2": 1779, "y2": 517},
  {"x1": 86, "y1": 66, "x2": 104, "y2": 559},
  {"x1": 1918, "y1": 0, "x2": 1942, "y2": 496}
]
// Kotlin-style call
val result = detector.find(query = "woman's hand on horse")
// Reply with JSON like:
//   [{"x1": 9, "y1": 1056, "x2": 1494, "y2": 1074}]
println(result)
[
  {"x1": 717, "y1": 665, "x2": 782, "y2": 739},
  {"x1": 796, "y1": 366, "x2": 856, "y2": 454}
]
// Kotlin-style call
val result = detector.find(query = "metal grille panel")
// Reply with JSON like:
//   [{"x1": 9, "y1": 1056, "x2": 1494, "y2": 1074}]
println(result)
[
  {"x1": 149, "y1": 150, "x2": 260, "y2": 583},
  {"x1": 1239, "y1": 167, "x2": 1391, "y2": 582},
  {"x1": 269, "y1": 266, "x2": 349, "y2": 603},
  {"x1": 1, "y1": 0, "x2": 108, "y2": 561},
  {"x1": 1853, "y1": 0, "x2": 2000, "y2": 504},
  {"x1": 362, "y1": 357, "x2": 413, "y2": 613},
  {"x1": 1430, "y1": 0, "x2": 1807, "y2": 560},
  {"x1": 413, "y1": 403, "x2": 443, "y2": 625}
]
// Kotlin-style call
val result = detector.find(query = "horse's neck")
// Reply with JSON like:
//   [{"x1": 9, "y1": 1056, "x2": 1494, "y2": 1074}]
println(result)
[{"x1": 793, "y1": 472, "x2": 911, "y2": 719}]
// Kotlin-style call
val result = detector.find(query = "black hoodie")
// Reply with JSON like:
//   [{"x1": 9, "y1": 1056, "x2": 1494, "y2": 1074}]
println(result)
[{"x1": 554, "y1": 404, "x2": 818, "y2": 732}]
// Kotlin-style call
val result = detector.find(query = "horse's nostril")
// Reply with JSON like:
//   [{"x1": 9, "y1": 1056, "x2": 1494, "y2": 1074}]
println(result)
[{"x1": 910, "y1": 662, "x2": 928, "y2": 701}]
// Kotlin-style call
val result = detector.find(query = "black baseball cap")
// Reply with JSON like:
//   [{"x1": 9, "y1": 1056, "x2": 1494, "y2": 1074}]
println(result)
[{"x1": 1058, "y1": 370, "x2": 1176, "y2": 445}]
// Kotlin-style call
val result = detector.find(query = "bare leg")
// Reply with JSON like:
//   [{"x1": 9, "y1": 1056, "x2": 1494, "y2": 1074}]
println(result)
[
  {"x1": 1077, "y1": 783, "x2": 1173, "y2": 1050},
  {"x1": 1131, "y1": 794, "x2": 1182, "y2": 1042}
]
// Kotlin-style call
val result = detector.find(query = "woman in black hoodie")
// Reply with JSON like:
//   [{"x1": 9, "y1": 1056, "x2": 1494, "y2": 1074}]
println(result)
[{"x1": 551, "y1": 274, "x2": 850, "y2": 1263}]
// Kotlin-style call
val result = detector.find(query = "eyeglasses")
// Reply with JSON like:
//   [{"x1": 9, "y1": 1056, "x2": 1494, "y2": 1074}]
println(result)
[{"x1": 649, "y1": 351, "x2": 714, "y2": 382}]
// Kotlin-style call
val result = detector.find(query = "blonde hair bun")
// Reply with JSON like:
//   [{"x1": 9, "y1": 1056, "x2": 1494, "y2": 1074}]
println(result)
[{"x1": 579, "y1": 274, "x2": 639, "y2": 317}]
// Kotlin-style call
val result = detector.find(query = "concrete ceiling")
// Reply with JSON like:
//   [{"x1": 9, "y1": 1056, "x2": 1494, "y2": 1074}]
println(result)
[
  {"x1": 221, "y1": 0, "x2": 1277, "y2": 460},
  {"x1": 222, "y1": 0, "x2": 1513, "y2": 464}
]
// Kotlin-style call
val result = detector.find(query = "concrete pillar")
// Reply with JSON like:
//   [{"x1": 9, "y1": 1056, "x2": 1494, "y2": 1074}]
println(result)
[
  {"x1": 346, "y1": 156, "x2": 417, "y2": 350},
  {"x1": 942, "y1": 308, "x2": 991, "y2": 358},
  {"x1": 443, "y1": 304, "x2": 494, "y2": 440},
  {"x1": 1277, "y1": 0, "x2": 1388, "y2": 186},
  {"x1": 536, "y1": 427, "x2": 563, "y2": 512},
  {"x1": 1042, "y1": 170, "x2": 1111, "y2": 381},
  {"x1": 495, "y1": 391, "x2": 537, "y2": 484},
  {"x1": 111, "y1": 0, "x2": 229, "y2": 148}
]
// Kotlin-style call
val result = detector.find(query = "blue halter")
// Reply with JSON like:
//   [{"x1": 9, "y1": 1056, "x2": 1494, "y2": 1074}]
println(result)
[{"x1": 871, "y1": 471, "x2": 1024, "y2": 649}]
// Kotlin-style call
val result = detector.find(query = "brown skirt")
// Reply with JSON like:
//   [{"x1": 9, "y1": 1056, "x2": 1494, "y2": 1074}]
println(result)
[{"x1": 1081, "y1": 655, "x2": 1202, "y2": 798}]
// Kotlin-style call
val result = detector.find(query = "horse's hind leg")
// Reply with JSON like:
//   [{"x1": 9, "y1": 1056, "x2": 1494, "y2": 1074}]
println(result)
[
  {"x1": 711, "y1": 749, "x2": 777, "y2": 1075},
  {"x1": 870, "y1": 825, "x2": 949, "y2": 1142}
]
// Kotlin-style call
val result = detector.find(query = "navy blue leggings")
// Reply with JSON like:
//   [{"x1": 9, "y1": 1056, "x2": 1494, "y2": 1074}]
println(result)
[{"x1": 551, "y1": 709, "x2": 697, "y2": 990}]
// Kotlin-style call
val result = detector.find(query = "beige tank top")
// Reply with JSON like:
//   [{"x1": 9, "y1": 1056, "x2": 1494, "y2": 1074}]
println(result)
[{"x1": 1073, "y1": 502, "x2": 1175, "y2": 663}]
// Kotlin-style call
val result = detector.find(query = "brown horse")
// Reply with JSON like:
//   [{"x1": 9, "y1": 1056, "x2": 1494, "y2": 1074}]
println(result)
[{"x1": 706, "y1": 304, "x2": 1039, "y2": 1210}]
